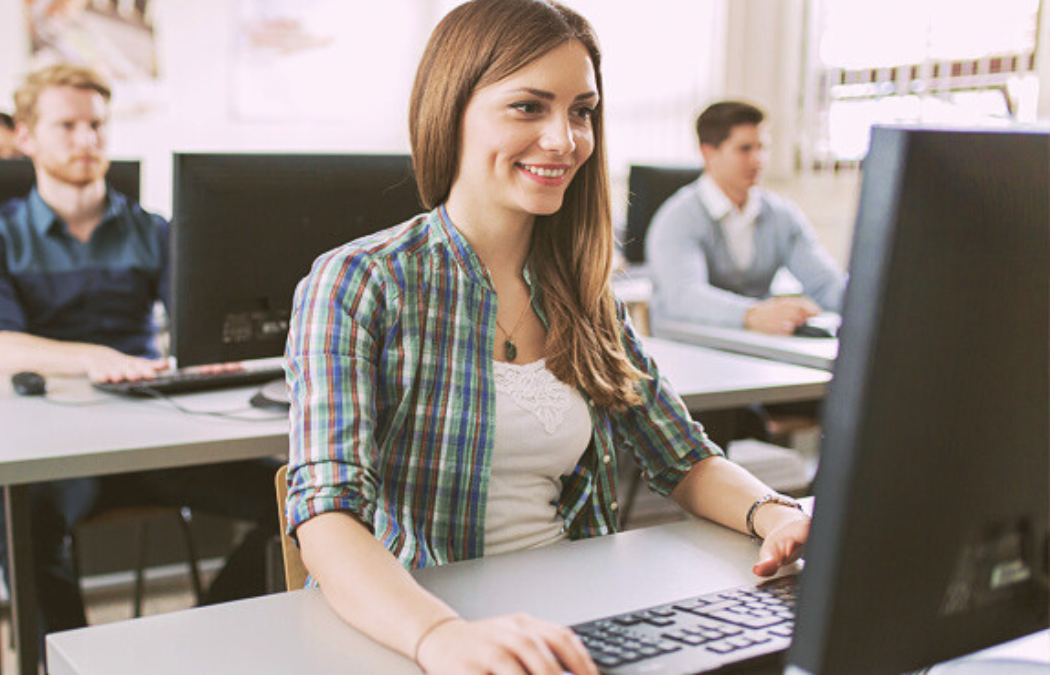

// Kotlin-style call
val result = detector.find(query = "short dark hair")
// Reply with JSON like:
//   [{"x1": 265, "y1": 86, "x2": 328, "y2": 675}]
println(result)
[
  {"x1": 695, "y1": 101, "x2": 764, "y2": 148},
  {"x1": 0, "y1": 112, "x2": 13, "y2": 130}
]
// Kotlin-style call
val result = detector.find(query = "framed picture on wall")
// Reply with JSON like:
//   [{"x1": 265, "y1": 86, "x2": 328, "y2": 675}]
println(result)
[{"x1": 26, "y1": 0, "x2": 163, "y2": 115}]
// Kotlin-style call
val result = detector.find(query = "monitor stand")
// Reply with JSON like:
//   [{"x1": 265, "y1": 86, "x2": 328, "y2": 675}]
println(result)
[{"x1": 250, "y1": 379, "x2": 290, "y2": 411}]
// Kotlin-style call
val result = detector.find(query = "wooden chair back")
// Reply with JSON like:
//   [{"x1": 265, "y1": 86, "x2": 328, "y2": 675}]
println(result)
[{"x1": 274, "y1": 465, "x2": 309, "y2": 590}]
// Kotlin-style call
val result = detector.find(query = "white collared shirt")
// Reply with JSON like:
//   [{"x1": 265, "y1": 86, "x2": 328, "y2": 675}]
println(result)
[{"x1": 697, "y1": 174, "x2": 760, "y2": 270}]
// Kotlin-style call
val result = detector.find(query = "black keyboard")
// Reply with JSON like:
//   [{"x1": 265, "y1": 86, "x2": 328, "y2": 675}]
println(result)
[
  {"x1": 571, "y1": 575, "x2": 797, "y2": 674},
  {"x1": 92, "y1": 366, "x2": 285, "y2": 397}
]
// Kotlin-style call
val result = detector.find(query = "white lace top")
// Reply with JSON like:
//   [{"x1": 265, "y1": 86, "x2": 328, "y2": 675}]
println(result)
[{"x1": 484, "y1": 359, "x2": 593, "y2": 555}]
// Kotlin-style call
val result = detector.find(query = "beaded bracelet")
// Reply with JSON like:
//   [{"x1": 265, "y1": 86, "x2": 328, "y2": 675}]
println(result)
[{"x1": 746, "y1": 493, "x2": 804, "y2": 540}]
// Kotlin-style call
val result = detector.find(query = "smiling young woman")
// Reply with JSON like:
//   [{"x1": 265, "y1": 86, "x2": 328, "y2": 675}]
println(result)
[
  {"x1": 284, "y1": 2, "x2": 810, "y2": 673},
  {"x1": 409, "y1": 0, "x2": 643, "y2": 409}
]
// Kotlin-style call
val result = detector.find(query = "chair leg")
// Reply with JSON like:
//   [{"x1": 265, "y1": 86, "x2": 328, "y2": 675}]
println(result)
[
  {"x1": 133, "y1": 520, "x2": 150, "y2": 618},
  {"x1": 174, "y1": 508, "x2": 203, "y2": 605},
  {"x1": 265, "y1": 534, "x2": 284, "y2": 595}
]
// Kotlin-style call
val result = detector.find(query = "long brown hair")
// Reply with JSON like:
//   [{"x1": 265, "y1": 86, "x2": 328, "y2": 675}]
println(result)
[{"x1": 409, "y1": 0, "x2": 644, "y2": 411}]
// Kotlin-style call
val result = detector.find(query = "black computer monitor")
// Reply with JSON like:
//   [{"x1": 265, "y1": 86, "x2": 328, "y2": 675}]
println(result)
[
  {"x1": 622, "y1": 164, "x2": 702, "y2": 264},
  {"x1": 787, "y1": 126, "x2": 1048, "y2": 673},
  {"x1": 0, "y1": 157, "x2": 140, "y2": 204},
  {"x1": 170, "y1": 153, "x2": 422, "y2": 368}
]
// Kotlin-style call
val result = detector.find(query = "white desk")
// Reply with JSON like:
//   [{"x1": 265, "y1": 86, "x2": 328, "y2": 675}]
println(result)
[
  {"x1": 43, "y1": 515, "x2": 777, "y2": 674},
  {"x1": 641, "y1": 338, "x2": 829, "y2": 411},
  {"x1": 5, "y1": 341, "x2": 827, "y2": 673},
  {"x1": 656, "y1": 320, "x2": 838, "y2": 371},
  {"x1": 0, "y1": 379, "x2": 288, "y2": 485},
  {"x1": 46, "y1": 514, "x2": 1049, "y2": 675},
  {"x1": 0, "y1": 380, "x2": 288, "y2": 675}
]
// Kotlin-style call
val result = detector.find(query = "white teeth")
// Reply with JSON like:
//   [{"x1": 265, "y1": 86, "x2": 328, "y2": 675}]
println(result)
[{"x1": 521, "y1": 164, "x2": 568, "y2": 178}]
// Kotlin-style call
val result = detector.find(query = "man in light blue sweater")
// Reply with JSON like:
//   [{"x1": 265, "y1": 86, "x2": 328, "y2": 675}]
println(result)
[{"x1": 646, "y1": 101, "x2": 845, "y2": 335}]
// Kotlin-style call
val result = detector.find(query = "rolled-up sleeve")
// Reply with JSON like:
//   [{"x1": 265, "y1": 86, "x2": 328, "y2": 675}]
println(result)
[
  {"x1": 284, "y1": 245, "x2": 390, "y2": 539},
  {"x1": 611, "y1": 302, "x2": 723, "y2": 496},
  {"x1": 781, "y1": 202, "x2": 846, "y2": 312}
]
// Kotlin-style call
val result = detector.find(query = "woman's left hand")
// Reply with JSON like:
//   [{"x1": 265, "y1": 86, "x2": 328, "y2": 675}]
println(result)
[{"x1": 752, "y1": 516, "x2": 810, "y2": 577}]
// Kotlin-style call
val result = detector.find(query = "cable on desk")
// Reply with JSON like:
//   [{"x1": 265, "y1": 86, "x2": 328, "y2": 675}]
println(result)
[
  {"x1": 130, "y1": 387, "x2": 288, "y2": 422},
  {"x1": 42, "y1": 395, "x2": 118, "y2": 408}
]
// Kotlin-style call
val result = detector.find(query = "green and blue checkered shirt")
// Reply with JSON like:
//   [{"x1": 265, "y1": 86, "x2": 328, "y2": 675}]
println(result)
[{"x1": 285, "y1": 206, "x2": 721, "y2": 571}]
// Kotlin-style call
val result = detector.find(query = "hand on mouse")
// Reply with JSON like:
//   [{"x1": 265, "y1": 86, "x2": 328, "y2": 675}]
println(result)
[
  {"x1": 744, "y1": 297, "x2": 819, "y2": 335},
  {"x1": 752, "y1": 510, "x2": 810, "y2": 577}
]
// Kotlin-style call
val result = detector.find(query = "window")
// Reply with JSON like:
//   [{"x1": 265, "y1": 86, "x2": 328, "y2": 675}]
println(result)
[{"x1": 803, "y1": 0, "x2": 1042, "y2": 169}]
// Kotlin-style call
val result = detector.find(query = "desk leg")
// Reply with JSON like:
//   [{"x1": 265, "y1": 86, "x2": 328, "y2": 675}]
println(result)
[{"x1": 5, "y1": 485, "x2": 40, "y2": 674}]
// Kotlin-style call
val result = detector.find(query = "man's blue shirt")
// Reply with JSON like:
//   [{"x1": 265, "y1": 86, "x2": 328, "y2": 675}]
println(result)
[{"x1": 0, "y1": 188, "x2": 169, "y2": 357}]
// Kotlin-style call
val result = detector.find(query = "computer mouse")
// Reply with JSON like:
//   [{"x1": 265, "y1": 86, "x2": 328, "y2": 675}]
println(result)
[
  {"x1": 11, "y1": 371, "x2": 47, "y2": 397},
  {"x1": 793, "y1": 322, "x2": 834, "y2": 339}
]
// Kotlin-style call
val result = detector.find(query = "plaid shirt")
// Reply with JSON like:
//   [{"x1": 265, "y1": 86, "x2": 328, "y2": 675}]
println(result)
[{"x1": 285, "y1": 207, "x2": 721, "y2": 570}]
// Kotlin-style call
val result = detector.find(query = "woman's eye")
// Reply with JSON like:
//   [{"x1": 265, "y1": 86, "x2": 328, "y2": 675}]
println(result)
[
  {"x1": 573, "y1": 106, "x2": 596, "y2": 120},
  {"x1": 510, "y1": 102, "x2": 542, "y2": 114}
]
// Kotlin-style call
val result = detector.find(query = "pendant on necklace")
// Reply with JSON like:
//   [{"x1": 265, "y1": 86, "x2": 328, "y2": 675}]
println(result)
[{"x1": 504, "y1": 340, "x2": 518, "y2": 362}]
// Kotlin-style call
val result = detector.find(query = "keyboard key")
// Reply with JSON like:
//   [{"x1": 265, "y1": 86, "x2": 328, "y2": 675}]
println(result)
[
  {"x1": 687, "y1": 599, "x2": 740, "y2": 615},
  {"x1": 593, "y1": 653, "x2": 624, "y2": 667},
  {"x1": 706, "y1": 641, "x2": 739, "y2": 655},
  {"x1": 643, "y1": 616, "x2": 676, "y2": 627},
  {"x1": 705, "y1": 610, "x2": 787, "y2": 628},
  {"x1": 674, "y1": 598, "x2": 711, "y2": 612},
  {"x1": 725, "y1": 637, "x2": 754, "y2": 649},
  {"x1": 669, "y1": 632, "x2": 707, "y2": 646}
]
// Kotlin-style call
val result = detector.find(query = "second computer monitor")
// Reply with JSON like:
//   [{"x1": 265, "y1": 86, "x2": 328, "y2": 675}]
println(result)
[{"x1": 171, "y1": 153, "x2": 422, "y2": 368}]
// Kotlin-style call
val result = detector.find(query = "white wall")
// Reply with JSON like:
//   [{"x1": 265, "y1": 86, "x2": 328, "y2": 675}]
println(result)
[
  {"x1": 12, "y1": 0, "x2": 1040, "y2": 265},
  {"x1": 1039, "y1": 0, "x2": 1050, "y2": 118},
  {"x1": 724, "y1": 0, "x2": 807, "y2": 181},
  {"x1": 0, "y1": 0, "x2": 438, "y2": 215},
  {"x1": 0, "y1": 0, "x2": 727, "y2": 223}
]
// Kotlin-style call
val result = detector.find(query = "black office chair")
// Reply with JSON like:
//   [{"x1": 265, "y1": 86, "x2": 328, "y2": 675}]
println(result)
[
  {"x1": 622, "y1": 164, "x2": 702, "y2": 265},
  {"x1": 71, "y1": 506, "x2": 203, "y2": 618}
]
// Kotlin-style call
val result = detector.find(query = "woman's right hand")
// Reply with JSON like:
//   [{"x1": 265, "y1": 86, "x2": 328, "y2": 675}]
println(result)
[{"x1": 416, "y1": 613, "x2": 598, "y2": 675}]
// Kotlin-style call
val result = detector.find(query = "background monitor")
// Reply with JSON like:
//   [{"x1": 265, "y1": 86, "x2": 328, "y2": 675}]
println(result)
[
  {"x1": 171, "y1": 153, "x2": 422, "y2": 368},
  {"x1": 787, "y1": 126, "x2": 1048, "y2": 673},
  {"x1": 622, "y1": 164, "x2": 701, "y2": 264},
  {"x1": 0, "y1": 158, "x2": 140, "y2": 205}
]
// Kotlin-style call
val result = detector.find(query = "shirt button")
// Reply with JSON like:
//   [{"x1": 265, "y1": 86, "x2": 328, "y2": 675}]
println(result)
[
  {"x1": 602, "y1": 454, "x2": 611, "y2": 464},
  {"x1": 610, "y1": 501, "x2": 619, "y2": 511}
]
